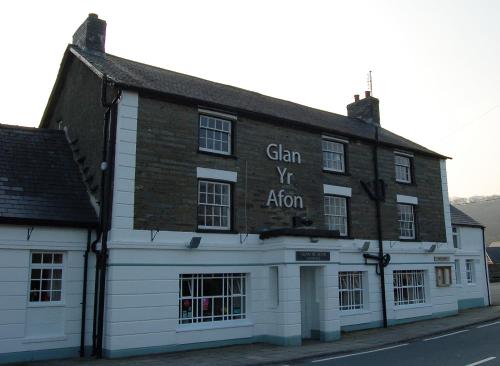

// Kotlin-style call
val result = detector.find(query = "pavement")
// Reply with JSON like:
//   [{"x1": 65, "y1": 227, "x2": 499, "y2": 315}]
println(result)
[{"x1": 13, "y1": 303, "x2": 500, "y2": 366}]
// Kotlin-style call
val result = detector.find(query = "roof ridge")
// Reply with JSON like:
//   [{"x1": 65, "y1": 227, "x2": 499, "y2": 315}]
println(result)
[{"x1": 72, "y1": 47, "x2": 352, "y2": 121}]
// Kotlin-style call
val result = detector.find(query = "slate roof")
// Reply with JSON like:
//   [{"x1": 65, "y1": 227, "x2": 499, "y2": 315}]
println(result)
[
  {"x1": 0, "y1": 124, "x2": 97, "y2": 227},
  {"x1": 66, "y1": 47, "x2": 446, "y2": 158},
  {"x1": 450, "y1": 204, "x2": 484, "y2": 228},
  {"x1": 486, "y1": 247, "x2": 500, "y2": 264}
]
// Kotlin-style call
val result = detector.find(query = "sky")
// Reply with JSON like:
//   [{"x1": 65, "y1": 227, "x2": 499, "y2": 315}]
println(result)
[{"x1": 0, "y1": 0, "x2": 499, "y2": 198}]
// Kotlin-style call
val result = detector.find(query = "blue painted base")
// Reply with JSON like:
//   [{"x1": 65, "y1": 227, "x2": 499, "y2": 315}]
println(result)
[
  {"x1": 342, "y1": 320, "x2": 383, "y2": 332},
  {"x1": 388, "y1": 310, "x2": 458, "y2": 326},
  {"x1": 458, "y1": 298, "x2": 486, "y2": 310},
  {"x1": 320, "y1": 330, "x2": 341, "y2": 342},
  {"x1": 0, "y1": 347, "x2": 79, "y2": 365}
]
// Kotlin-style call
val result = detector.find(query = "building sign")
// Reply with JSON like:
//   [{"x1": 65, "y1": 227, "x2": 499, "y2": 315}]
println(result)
[
  {"x1": 265, "y1": 143, "x2": 304, "y2": 208},
  {"x1": 434, "y1": 256, "x2": 450, "y2": 262},
  {"x1": 296, "y1": 251, "x2": 331, "y2": 261}
]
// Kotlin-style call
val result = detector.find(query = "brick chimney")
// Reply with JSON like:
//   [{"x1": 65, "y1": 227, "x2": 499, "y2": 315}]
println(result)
[
  {"x1": 346, "y1": 91, "x2": 380, "y2": 125},
  {"x1": 72, "y1": 13, "x2": 107, "y2": 53}
]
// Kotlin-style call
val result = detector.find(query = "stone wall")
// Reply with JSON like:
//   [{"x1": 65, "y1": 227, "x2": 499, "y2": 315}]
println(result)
[{"x1": 133, "y1": 95, "x2": 446, "y2": 242}]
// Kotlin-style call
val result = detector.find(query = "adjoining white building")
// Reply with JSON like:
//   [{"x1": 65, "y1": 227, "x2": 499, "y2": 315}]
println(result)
[
  {"x1": 0, "y1": 14, "x2": 491, "y2": 364},
  {"x1": 0, "y1": 125, "x2": 97, "y2": 363},
  {"x1": 450, "y1": 205, "x2": 490, "y2": 308}
]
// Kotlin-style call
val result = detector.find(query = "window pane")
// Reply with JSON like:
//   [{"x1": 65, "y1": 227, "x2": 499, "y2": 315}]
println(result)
[{"x1": 32, "y1": 253, "x2": 42, "y2": 263}]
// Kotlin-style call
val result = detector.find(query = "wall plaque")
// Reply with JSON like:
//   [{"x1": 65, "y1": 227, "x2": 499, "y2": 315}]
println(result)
[
  {"x1": 434, "y1": 256, "x2": 450, "y2": 262},
  {"x1": 296, "y1": 251, "x2": 330, "y2": 261}
]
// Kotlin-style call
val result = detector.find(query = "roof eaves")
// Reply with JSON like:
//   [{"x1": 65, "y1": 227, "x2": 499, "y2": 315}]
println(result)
[{"x1": 0, "y1": 216, "x2": 97, "y2": 229}]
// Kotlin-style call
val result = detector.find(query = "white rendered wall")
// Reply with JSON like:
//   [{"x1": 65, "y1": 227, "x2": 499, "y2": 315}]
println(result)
[
  {"x1": 0, "y1": 224, "x2": 93, "y2": 362},
  {"x1": 454, "y1": 226, "x2": 489, "y2": 306}
]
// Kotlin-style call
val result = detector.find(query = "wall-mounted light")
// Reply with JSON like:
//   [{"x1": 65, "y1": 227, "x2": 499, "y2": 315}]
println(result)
[
  {"x1": 360, "y1": 241, "x2": 370, "y2": 252},
  {"x1": 425, "y1": 244, "x2": 437, "y2": 253},
  {"x1": 186, "y1": 237, "x2": 202, "y2": 249}
]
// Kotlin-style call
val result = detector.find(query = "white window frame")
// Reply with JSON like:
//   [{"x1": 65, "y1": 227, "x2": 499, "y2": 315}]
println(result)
[
  {"x1": 393, "y1": 270, "x2": 426, "y2": 306},
  {"x1": 398, "y1": 204, "x2": 415, "y2": 240},
  {"x1": 28, "y1": 252, "x2": 64, "y2": 304},
  {"x1": 324, "y1": 195, "x2": 348, "y2": 236},
  {"x1": 455, "y1": 259, "x2": 462, "y2": 285},
  {"x1": 395, "y1": 154, "x2": 412, "y2": 183},
  {"x1": 452, "y1": 226, "x2": 460, "y2": 249},
  {"x1": 322, "y1": 138, "x2": 346, "y2": 173},
  {"x1": 198, "y1": 114, "x2": 232, "y2": 155},
  {"x1": 466, "y1": 259, "x2": 475, "y2": 284},
  {"x1": 197, "y1": 180, "x2": 231, "y2": 230},
  {"x1": 179, "y1": 273, "x2": 246, "y2": 324},
  {"x1": 339, "y1": 271, "x2": 364, "y2": 311}
]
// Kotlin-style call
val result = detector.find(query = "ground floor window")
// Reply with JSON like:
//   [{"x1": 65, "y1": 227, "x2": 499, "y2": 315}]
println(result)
[
  {"x1": 339, "y1": 271, "x2": 364, "y2": 311},
  {"x1": 29, "y1": 252, "x2": 63, "y2": 303},
  {"x1": 466, "y1": 260, "x2": 475, "y2": 284},
  {"x1": 179, "y1": 273, "x2": 246, "y2": 324},
  {"x1": 455, "y1": 260, "x2": 461, "y2": 284},
  {"x1": 393, "y1": 270, "x2": 426, "y2": 306}
]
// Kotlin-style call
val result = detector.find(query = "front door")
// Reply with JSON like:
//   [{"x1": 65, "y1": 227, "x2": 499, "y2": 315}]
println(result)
[{"x1": 300, "y1": 267, "x2": 319, "y2": 339}]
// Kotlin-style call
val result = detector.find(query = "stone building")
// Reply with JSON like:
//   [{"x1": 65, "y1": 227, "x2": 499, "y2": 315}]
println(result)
[{"x1": 0, "y1": 13, "x2": 490, "y2": 363}]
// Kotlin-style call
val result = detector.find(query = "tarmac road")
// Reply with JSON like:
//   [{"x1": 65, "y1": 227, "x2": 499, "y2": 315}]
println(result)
[{"x1": 290, "y1": 319, "x2": 500, "y2": 366}]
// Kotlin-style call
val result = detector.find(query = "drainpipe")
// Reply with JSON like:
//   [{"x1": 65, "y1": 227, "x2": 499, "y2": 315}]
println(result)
[
  {"x1": 90, "y1": 230, "x2": 102, "y2": 356},
  {"x1": 482, "y1": 227, "x2": 491, "y2": 306},
  {"x1": 373, "y1": 126, "x2": 389, "y2": 328},
  {"x1": 80, "y1": 229, "x2": 92, "y2": 357},
  {"x1": 94, "y1": 75, "x2": 121, "y2": 358}
]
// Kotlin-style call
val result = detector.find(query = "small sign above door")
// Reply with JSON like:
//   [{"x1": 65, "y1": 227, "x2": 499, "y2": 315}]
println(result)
[{"x1": 296, "y1": 251, "x2": 330, "y2": 261}]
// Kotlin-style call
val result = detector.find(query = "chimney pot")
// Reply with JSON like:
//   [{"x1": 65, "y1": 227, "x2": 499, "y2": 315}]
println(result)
[
  {"x1": 354, "y1": 94, "x2": 360, "y2": 102},
  {"x1": 365, "y1": 91, "x2": 371, "y2": 98}
]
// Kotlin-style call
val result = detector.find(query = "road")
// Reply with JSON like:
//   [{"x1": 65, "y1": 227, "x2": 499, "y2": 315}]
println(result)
[{"x1": 288, "y1": 320, "x2": 500, "y2": 366}]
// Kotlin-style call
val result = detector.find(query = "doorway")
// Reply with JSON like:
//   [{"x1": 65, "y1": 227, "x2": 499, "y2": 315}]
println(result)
[{"x1": 300, "y1": 267, "x2": 321, "y2": 339}]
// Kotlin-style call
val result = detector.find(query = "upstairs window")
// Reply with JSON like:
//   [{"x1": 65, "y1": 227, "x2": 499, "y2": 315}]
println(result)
[
  {"x1": 452, "y1": 226, "x2": 460, "y2": 248},
  {"x1": 324, "y1": 195, "x2": 348, "y2": 236},
  {"x1": 322, "y1": 139, "x2": 345, "y2": 173},
  {"x1": 398, "y1": 204, "x2": 415, "y2": 240},
  {"x1": 199, "y1": 114, "x2": 232, "y2": 155},
  {"x1": 198, "y1": 180, "x2": 231, "y2": 230},
  {"x1": 29, "y1": 252, "x2": 63, "y2": 303},
  {"x1": 395, "y1": 154, "x2": 412, "y2": 183}
]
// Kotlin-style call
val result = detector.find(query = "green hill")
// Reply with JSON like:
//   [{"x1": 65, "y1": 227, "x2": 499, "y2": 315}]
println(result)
[{"x1": 453, "y1": 198, "x2": 500, "y2": 245}]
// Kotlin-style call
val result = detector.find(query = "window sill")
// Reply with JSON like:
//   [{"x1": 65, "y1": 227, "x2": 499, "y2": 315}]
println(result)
[
  {"x1": 176, "y1": 319, "x2": 253, "y2": 333},
  {"x1": 339, "y1": 309, "x2": 370, "y2": 316},
  {"x1": 322, "y1": 168, "x2": 348, "y2": 176},
  {"x1": 393, "y1": 302, "x2": 432, "y2": 311},
  {"x1": 198, "y1": 149, "x2": 238, "y2": 160},
  {"x1": 196, "y1": 229, "x2": 237, "y2": 234},
  {"x1": 395, "y1": 180, "x2": 414, "y2": 185},
  {"x1": 23, "y1": 335, "x2": 67, "y2": 344},
  {"x1": 27, "y1": 301, "x2": 65, "y2": 308}
]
